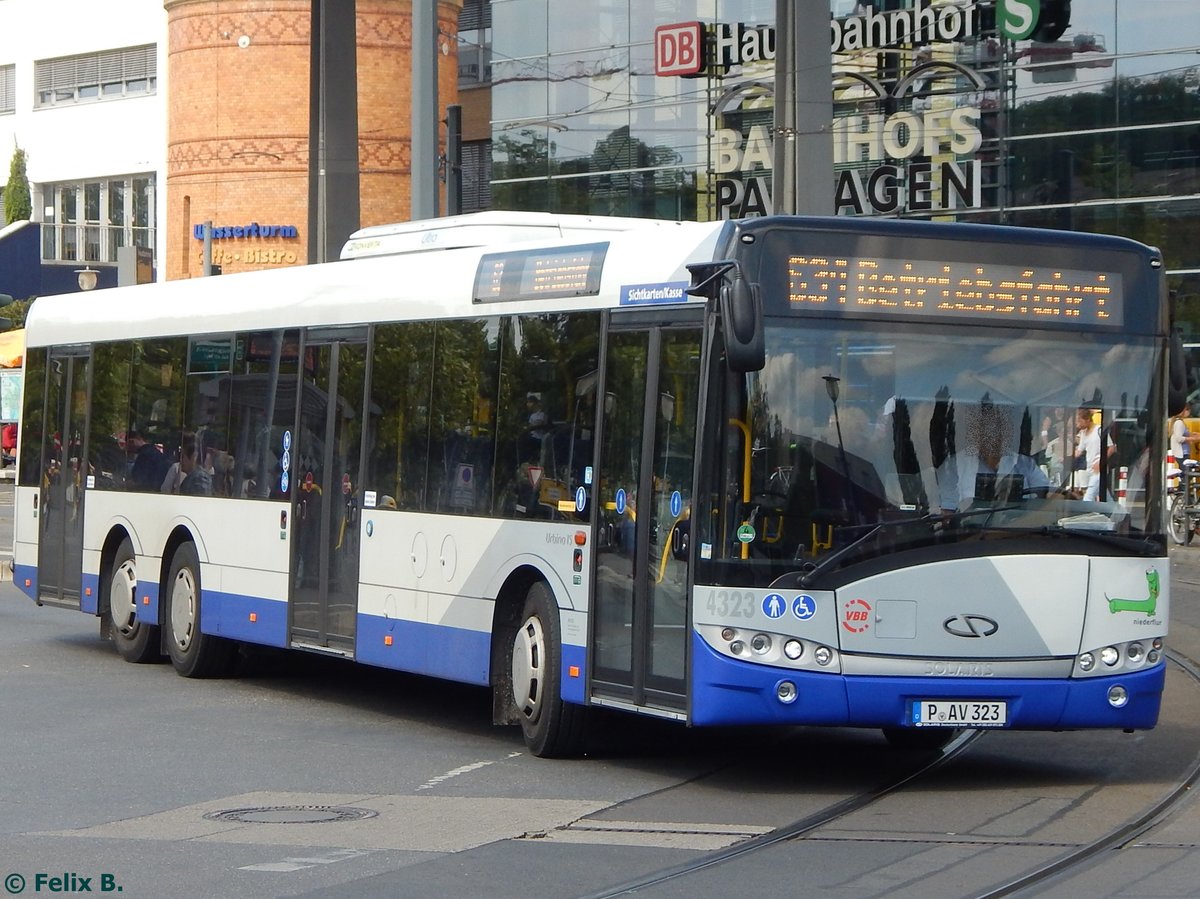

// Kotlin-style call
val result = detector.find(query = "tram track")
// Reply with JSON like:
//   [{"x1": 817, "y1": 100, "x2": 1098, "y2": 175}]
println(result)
[
  {"x1": 580, "y1": 728, "x2": 984, "y2": 899},
  {"x1": 968, "y1": 647, "x2": 1200, "y2": 898},
  {"x1": 580, "y1": 649, "x2": 1200, "y2": 899}
]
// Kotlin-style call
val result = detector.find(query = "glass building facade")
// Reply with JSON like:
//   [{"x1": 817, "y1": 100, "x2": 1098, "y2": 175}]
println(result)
[{"x1": 487, "y1": 0, "x2": 1200, "y2": 317}]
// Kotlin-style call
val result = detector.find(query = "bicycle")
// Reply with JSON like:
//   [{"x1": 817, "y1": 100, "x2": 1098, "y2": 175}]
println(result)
[{"x1": 1168, "y1": 458, "x2": 1200, "y2": 545}]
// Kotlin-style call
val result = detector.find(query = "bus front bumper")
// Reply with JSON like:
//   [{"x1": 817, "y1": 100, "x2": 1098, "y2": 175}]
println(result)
[{"x1": 689, "y1": 632, "x2": 1165, "y2": 731}]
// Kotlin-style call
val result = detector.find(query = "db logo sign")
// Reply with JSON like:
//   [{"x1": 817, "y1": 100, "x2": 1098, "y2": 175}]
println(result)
[
  {"x1": 841, "y1": 598, "x2": 872, "y2": 634},
  {"x1": 655, "y1": 22, "x2": 704, "y2": 77}
]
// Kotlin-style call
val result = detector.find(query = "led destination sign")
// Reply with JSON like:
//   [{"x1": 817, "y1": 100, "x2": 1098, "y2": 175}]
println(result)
[
  {"x1": 787, "y1": 254, "x2": 1122, "y2": 325},
  {"x1": 474, "y1": 242, "x2": 608, "y2": 303}
]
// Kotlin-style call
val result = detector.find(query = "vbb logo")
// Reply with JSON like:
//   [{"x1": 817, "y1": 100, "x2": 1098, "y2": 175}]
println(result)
[
  {"x1": 841, "y1": 598, "x2": 872, "y2": 634},
  {"x1": 655, "y1": 22, "x2": 704, "y2": 77}
]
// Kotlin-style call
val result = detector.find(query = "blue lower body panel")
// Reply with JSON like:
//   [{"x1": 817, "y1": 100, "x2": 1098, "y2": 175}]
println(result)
[
  {"x1": 690, "y1": 632, "x2": 1165, "y2": 730},
  {"x1": 14, "y1": 563, "x2": 37, "y2": 600},
  {"x1": 202, "y1": 591, "x2": 288, "y2": 647},
  {"x1": 81, "y1": 573, "x2": 100, "y2": 614},
  {"x1": 356, "y1": 613, "x2": 490, "y2": 686}
]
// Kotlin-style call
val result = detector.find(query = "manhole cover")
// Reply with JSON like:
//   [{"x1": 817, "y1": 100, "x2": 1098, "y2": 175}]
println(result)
[{"x1": 203, "y1": 805, "x2": 378, "y2": 824}]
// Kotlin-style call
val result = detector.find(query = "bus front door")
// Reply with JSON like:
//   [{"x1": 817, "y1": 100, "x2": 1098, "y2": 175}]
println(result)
[
  {"x1": 592, "y1": 318, "x2": 702, "y2": 712},
  {"x1": 37, "y1": 350, "x2": 90, "y2": 608},
  {"x1": 289, "y1": 332, "x2": 368, "y2": 654}
]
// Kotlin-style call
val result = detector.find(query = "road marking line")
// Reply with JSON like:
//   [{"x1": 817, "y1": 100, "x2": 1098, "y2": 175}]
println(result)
[
  {"x1": 240, "y1": 848, "x2": 369, "y2": 872},
  {"x1": 418, "y1": 752, "x2": 522, "y2": 791}
]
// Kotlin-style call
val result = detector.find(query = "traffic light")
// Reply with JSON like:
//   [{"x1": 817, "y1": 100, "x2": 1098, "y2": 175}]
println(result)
[{"x1": 1033, "y1": 0, "x2": 1071, "y2": 42}]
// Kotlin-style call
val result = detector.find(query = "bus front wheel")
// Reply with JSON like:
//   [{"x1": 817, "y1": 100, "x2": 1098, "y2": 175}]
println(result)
[
  {"x1": 164, "y1": 542, "x2": 236, "y2": 678},
  {"x1": 107, "y1": 538, "x2": 159, "y2": 663},
  {"x1": 511, "y1": 582, "x2": 585, "y2": 758}
]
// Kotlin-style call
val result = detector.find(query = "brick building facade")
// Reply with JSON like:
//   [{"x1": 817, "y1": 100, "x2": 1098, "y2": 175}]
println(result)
[{"x1": 164, "y1": 0, "x2": 462, "y2": 280}]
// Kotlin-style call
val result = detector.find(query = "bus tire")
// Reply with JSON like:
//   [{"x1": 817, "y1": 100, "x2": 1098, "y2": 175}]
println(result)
[
  {"x1": 107, "y1": 538, "x2": 159, "y2": 663},
  {"x1": 882, "y1": 726, "x2": 960, "y2": 751},
  {"x1": 1169, "y1": 494, "x2": 1193, "y2": 546},
  {"x1": 511, "y1": 581, "x2": 585, "y2": 758},
  {"x1": 164, "y1": 542, "x2": 235, "y2": 678}
]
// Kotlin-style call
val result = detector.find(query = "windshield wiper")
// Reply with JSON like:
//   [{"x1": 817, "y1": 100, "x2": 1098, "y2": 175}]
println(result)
[
  {"x1": 1044, "y1": 525, "x2": 1159, "y2": 554},
  {"x1": 797, "y1": 513, "x2": 937, "y2": 587},
  {"x1": 794, "y1": 506, "x2": 1024, "y2": 587}
]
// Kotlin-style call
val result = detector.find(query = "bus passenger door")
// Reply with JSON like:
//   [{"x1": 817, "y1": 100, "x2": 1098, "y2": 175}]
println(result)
[
  {"x1": 37, "y1": 349, "x2": 90, "y2": 608},
  {"x1": 290, "y1": 331, "x2": 368, "y2": 654},
  {"x1": 591, "y1": 317, "x2": 702, "y2": 712}
]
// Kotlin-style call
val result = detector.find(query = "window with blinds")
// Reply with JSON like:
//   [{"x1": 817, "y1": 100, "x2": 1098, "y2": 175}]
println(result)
[
  {"x1": 461, "y1": 140, "x2": 492, "y2": 214},
  {"x1": 34, "y1": 45, "x2": 156, "y2": 107},
  {"x1": 1, "y1": 64, "x2": 14, "y2": 115}
]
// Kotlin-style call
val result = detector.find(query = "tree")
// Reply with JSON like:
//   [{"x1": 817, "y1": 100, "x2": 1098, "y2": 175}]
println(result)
[
  {"x1": 5, "y1": 146, "x2": 32, "y2": 224},
  {"x1": 0, "y1": 297, "x2": 32, "y2": 331}
]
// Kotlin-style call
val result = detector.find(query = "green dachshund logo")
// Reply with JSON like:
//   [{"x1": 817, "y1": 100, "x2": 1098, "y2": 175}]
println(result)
[{"x1": 1107, "y1": 568, "x2": 1159, "y2": 615}]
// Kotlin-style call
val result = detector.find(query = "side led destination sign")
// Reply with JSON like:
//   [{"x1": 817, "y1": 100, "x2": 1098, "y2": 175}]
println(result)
[
  {"x1": 474, "y1": 242, "x2": 608, "y2": 302},
  {"x1": 787, "y1": 254, "x2": 1123, "y2": 326}
]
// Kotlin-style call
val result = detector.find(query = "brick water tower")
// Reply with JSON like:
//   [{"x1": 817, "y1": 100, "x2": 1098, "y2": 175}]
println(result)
[{"x1": 164, "y1": 0, "x2": 462, "y2": 280}]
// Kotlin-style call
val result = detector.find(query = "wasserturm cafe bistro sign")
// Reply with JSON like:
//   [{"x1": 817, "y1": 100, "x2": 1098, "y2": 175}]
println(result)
[
  {"x1": 192, "y1": 221, "x2": 302, "y2": 266},
  {"x1": 653, "y1": 0, "x2": 1043, "y2": 217}
]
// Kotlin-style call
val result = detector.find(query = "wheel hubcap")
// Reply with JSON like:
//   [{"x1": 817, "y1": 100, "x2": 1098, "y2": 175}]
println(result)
[
  {"x1": 170, "y1": 567, "x2": 196, "y2": 651},
  {"x1": 512, "y1": 615, "x2": 545, "y2": 723},
  {"x1": 109, "y1": 558, "x2": 138, "y2": 635}
]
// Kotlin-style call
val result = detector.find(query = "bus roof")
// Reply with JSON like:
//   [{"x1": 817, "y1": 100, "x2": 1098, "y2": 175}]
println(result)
[
  {"x1": 339, "y1": 210, "x2": 690, "y2": 260},
  {"x1": 25, "y1": 217, "x2": 725, "y2": 348}
]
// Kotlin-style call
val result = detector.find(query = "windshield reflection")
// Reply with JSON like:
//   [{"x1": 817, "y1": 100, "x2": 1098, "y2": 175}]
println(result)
[{"x1": 700, "y1": 320, "x2": 1163, "y2": 586}]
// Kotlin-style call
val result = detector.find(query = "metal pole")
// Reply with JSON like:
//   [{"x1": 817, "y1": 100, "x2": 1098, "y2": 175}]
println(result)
[
  {"x1": 785, "y1": 0, "x2": 835, "y2": 215},
  {"x1": 445, "y1": 104, "x2": 462, "y2": 216},
  {"x1": 411, "y1": 0, "x2": 439, "y2": 220},
  {"x1": 202, "y1": 220, "x2": 213, "y2": 276},
  {"x1": 772, "y1": 0, "x2": 796, "y2": 215}
]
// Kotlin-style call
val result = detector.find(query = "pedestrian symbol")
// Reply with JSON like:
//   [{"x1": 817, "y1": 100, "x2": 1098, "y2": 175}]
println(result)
[{"x1": 763, "y1": 593, "x2": 786, "y2": 619}]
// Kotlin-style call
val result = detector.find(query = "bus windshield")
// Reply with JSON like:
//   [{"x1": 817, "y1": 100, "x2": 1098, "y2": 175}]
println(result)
[{"x1": 701, "y1": 317, "x2": 1163, "y2": 587}]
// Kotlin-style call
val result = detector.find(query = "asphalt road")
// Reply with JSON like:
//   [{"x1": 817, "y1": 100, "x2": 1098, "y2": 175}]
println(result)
[{"x1": 4, "y1": 482, "x2": 1200, "y2": 899}]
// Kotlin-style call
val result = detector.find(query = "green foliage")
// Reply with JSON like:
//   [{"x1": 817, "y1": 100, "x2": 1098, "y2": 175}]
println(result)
[
  {"x1": 4, "y1": 147, "x2": 32, "y2": 224},
  {"x1": 0, "y1": 297, "x2": 32, "y2": 330}
]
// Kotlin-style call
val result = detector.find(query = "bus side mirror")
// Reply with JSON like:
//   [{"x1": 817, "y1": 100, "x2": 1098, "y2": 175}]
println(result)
[
  {"x1": 1169, "y1": 328, "x2": 1188, "y2": 416},
  {"x1": 720, "y1": 272, "x2": 765, "y2": 373}
]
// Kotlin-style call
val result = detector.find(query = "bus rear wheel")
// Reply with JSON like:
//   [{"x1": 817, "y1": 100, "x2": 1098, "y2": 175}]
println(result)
[
  {"x1": 511, "y1": 582, "x2": 585, "y2": 758},
  {"x1": 165, "y1": 542, "x2": 236, "y2": 678},
  {"x1": 107, "y1": 538, "x2": 159, "y2": 663}
]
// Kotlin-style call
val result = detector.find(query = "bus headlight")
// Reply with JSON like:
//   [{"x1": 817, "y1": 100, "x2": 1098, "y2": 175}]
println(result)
[
  {"x1": 1127, "y1": 642, "x2": 1145, "y2": 663},
  {"x1": 1078, "y1": 652, "x2": 1095, "y2": 672},
  {"x1": 783, "y1": 639, "x2": 803, "y2": 660},
  {"x1": 1100, "y1": 646, "x2": 1120, "y2": 667},
  {"x1": 1108, "y1": 685, "x2": 1129, "y2": 708},
  {"x1": 751, "y1": 633, "x2": 771, "y2": 654},
  {"x1": 721, "y1": 627, "x2": 737, "y2": 642},
  {"x1": 813, "y1": 646, "x2": 833, "y2": 666},
  {"x1": 776, "y1": 681, "x2": 798, "y2": 704}
]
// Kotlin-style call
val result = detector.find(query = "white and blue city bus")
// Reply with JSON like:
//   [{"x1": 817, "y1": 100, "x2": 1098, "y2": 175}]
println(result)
[{"x1": 12, "y1": 211, "x2": 1176, "y2": 756}]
